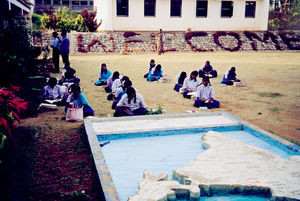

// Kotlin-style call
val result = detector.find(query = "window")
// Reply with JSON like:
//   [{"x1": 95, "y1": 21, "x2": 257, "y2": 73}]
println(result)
[
  {"x1": 72, "y1": 1, "x2": 79, "y2": 5},
  {"x1": 90, "y1": 0, "x2": 93, "y2": 5},
  {"x1": 170, "y1": 0, "x2": 182, "y2": 17},
  {"x1": 36, "y1": 0, "x2": 42, "y2": 4},
  {"x1": 44, "y1": 0, "x2": 51, "y2": 4},
  {"x1": 144, "y1": 0, "x2": 156, "y2": 16},
  {"x1": 221, "y1": 1, "x2": 233, "y2": 17},
  {"x1": 196, "y1": 0, "x2": 208, "y2": 17},
  {"x1": 245, "y1": 1, "x2": 256, "y2": 18},
  {"x1": 62, "y1": 0, "x2": 69, "y2": 5},
  {"x1": 81, "y1": 1, "x2": 88, "y2": 5},
  {"x1": 54, "y1": 0, "x2": 61, "y2": 5},
  {"x1": 117, "y1": 0, "x2": 129, "y2": 16}
]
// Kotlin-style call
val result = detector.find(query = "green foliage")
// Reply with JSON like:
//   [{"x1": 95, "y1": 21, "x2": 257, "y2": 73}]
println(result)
[
  {"x1": 56, "y1": 17, "x2": 75, "y2": 32},
  {"x1": 147, "y1": 105, "x2": 163, "y2": 115},
  {"x1": 55, "y1": 7, "x2": 78, "y2": 20},
  {"x1": 41, "y1": 14, "x2": 50, "y2": 29},
  {"x1": 0, "y1": 0, "x2": 34, "y2": 86},
  {"x1": 268, "y1": 0, "x2": 300, "y2": 30},
  {"x1": 74, "y1": 14, "x2": 87, "y2": 32},
  {"x1": 32, "y1": 13, "x2": 42, "y2": 31}
]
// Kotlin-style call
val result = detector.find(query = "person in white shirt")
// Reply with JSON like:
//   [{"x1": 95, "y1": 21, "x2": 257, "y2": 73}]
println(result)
[
  {"x1": 174, "y1": 71, "x2": 187, "y2": 92},
  {"x1": 107, "y1": 76, "x2": 130, "y2": 100},
  {"x1": 144, "y1": 59, "x2": 156, "y2": 78},
  {"x1": 50, "y1": 32, "x2": 60, "y2": 73},
  {"x1": 43, "y1": 77, "x2": 61, "y2": 100},
  {"x1": 199, "y1": 61, "x2": 217, "y2": 78},
  {"x1": 194, "y1": 77, "x2": 220, "y2": 109},
  {"x1": 114, "y1": 87, "x2": 148, "y2": 117},
  {"x1": 182, "y1": 71, "x2": 200, "y2": 98}
]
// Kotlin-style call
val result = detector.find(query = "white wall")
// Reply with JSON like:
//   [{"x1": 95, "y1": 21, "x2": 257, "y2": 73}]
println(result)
[{"x1": 96, "y1": 0, "x2": 269, "y2": 31}]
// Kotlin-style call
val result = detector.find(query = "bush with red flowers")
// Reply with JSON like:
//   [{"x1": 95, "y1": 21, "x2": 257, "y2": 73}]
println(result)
[
  {"x1": 244, "y1": 31, "x2": 263, "y2": 51},
  {"x1": 213, "y1": 31, "x2": 242, "y2": 51},
  {"x1": 263, "y1": 31, "x2": 281, "y2": 50},
  {"x1": 77, "y1": 34, "x2": 88, "y2": 53},
  {"x1": 279, "y1": 31, "x2": 300, "y2": 50},
  {"x1": 0, "y1": 87, "x2": 28, "y2": 150}
]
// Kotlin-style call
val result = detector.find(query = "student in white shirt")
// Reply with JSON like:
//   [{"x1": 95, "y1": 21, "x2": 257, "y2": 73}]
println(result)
[
  {"x1": 194, "y1": 77, "x2": 220, "y2": 109},
  {"x1": 144, "y1": 59, "x2": 156, "y2": 78},
  {"x1": 182, "y1": 71, "x2": 200, "y2": 98},
  {"x1": 174, "y1": 71, "x2": 187, "y2": 92},
  {"x1": 107, "y1": 76, "x2": 130, "y2": 100},
  {"x1": 43, "y1": 77, "x2": 61, "y2": 100},
  {"x1": 114, "y1": 87, "x2": 148, "y2": 117}
]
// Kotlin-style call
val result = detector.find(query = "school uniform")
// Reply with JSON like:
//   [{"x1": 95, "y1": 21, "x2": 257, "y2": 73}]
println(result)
[
  {"x1": 199, "y1": 65, "x2": 218, "y2": 78},
  {"x1": 104, "y1": 76, "x2": 114, "y2": 93},
  {"x1": 112, "y1": 87, "x2": 126, "y2": 109},
  {"x1": 95, "y1": 70, "x2": 112, "y2": 86},
  {"x1": 182, "y1": 77, "x2": 200, "y2": 98},
  {"x1": 112, "y1": 79, "x2": 122, "y2": 92},
  {"x1": 220, "y1": 70, "x2": 240, "y2": 85},
  {"x1": 147, "y1": 67, "x2": 163, "y2": 82},
  {"x1": 193, "y1": 84, "x2": 220, "y2": 109},
  {"x1": 144, "y1": 64, "x2": 156, "y2": 78},
  {"x1": 114, "y1": 93, "x2": 148, "y2": 117},
  {"x1": 60, "y1": 35, "x2": 70, "y2": 66},
  {"x1": 66, "y1": 93, "x2": 94, "y2": 117},
  {"x1": 174, "y1": 74, "x2": 184, "y2": 92},
  {"x1": 43, "y1": 84, "x2": 61, "y2": 100}
]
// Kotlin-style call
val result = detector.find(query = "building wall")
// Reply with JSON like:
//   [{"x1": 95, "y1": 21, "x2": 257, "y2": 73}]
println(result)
[{"x1": 96, "y1": 0, "x2": 269, "y2": 31}]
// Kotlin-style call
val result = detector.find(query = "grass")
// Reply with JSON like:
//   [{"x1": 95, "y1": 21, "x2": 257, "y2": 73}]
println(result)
[
  {"x1": 270, "y1": 107, "x2": 280, "y2": 112},
  {"x1": 257, "y1": 92, "x2": 283, "y2": 98}
]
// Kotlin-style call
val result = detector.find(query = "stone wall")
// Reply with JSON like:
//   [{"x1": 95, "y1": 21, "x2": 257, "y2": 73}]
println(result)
[{"x1": 33, "y1": 30, "x2": 300, "y2": 54}]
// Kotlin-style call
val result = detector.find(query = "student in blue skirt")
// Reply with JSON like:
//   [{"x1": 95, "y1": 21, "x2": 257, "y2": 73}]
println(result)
[
  {"x1": 144, "y1": 59, "x2": 156, "y2": 78},
  {"x1": 66, "y1": 84, "x2": 94, "y2": 117},
  {"x1": 220, "y1": 67, "x2": 241, "y2": 85},
  {"x1": 147, "y1": 64, "x2": 163, "y2": 82},
  {"x1": 112, "y1": 80, "x2": 132, "y2": 109},
  {"x1": 104, "y1": 71, "x2": 119, "y2": 93},
  {"x1": 194, "y1": 77, "x2": 220, "y2": 109},
  {"x1": 95, "y1": 63, "x2": 112, "y2": 86},
  {"x1": 174, "y1": 71, "x2": 187, "y2": 92},
  {"x1": 199, "y1": 61, "x2": 217, "y2": 78},
  {"x1": 114, "y1": 87, "x2": 148, "y2": 117}
]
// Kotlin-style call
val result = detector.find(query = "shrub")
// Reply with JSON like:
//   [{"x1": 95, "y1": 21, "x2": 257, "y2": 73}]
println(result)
[
  {"x1": 32, "y1": 13, "x2": 42, "y2": 31},
  {"x1": 81, "y1": 7, "x2": 101, "y2": 32}
]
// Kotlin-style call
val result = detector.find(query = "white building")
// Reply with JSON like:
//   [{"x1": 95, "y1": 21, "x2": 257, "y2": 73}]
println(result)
[
  {"x1": 95, "y1": 0, "x2": 269, "y2": 31},
  {"x1": 7, "y1": 0, "x2": 34, "y2": 15}
]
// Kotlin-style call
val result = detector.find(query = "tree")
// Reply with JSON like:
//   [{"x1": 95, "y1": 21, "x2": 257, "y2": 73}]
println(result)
[{"x1": 81, "y1": 7, "x2": 101, "y2": 32}]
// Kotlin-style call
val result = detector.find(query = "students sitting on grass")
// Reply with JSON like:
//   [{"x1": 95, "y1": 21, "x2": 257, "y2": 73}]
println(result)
[
  {"x1": 144, "y1": 59, "x2": 156, "y2": 78},
  {"x1": 112, "y1": 80, "x2": 132, "y2": 109},
  {"x1": 194, "y1": 77, "x2": 220, "y2": 109},
  {"x1": 59, "y1": 63, "x2": 80, "y2": 84},
  {"x1": 95, "y1": 63, "x2": 112, "y2": 86},
  {"x1": 199, "y1": 61, "x2": 217, "y2": 78},
  {"x1": 114, "y1": 87, "x2": 148, "y2": 117},
  {"x1": 107, "y1": 76, "x2": 130, "y2": 100},
  {"x1": 43, "y1": 77, "x2": 61, "y2": 101},
  {"x1": 182, "y1": 71, "x2": 200, "y2": 99},
  {"x1": 104, "y1": 71, "x2": 119, "y2": 93},
  {"x1": 65, "y1": 84, "x2": 94, "y2": 117},
  {"x1": 220, "y1": 67, "x2": 243, "y2": 86},
  {"x1": 174, "y1": 71, "x2": 187, "y2": 92},
  {"x1": 147, "y1": 64, "x2": 163, "y2": 82}
]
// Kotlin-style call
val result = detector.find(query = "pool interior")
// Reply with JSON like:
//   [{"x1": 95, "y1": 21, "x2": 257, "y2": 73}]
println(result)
[{"x1": 98, "y1": 125, "x2": 299, "y2": 201}]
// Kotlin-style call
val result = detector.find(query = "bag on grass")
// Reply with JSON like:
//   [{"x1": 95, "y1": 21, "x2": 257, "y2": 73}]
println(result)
[{"x1": 66, "y1": 106, "x2": 83, "y2": 122}]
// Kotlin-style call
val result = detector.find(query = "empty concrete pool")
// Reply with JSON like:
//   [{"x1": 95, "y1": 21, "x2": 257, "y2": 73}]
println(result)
[{"x1": 84, "y1": 112, "x2": 300, "y2": 201}]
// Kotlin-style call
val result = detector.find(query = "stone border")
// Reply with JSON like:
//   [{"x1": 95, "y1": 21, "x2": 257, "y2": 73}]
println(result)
[{"x1": 84, "y1": 112, "x2": 300, "y2": 201}]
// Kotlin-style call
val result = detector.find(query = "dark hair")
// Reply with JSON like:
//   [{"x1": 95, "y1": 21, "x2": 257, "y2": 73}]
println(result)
[
  {"x1": 150, "y1": 59, "x2": 156, "y2": 68},
  {"x1": 61, "y1": 29, "x2": 67, "y2": 36},
  {"x1": 123, "y1": 80, "x2": 132, "y2": 90},
  {"x1": 205, "y1": 61, "x2": 210, "y2": 65},
  {"x1": 121, "y1": 76, "x2": 130, "y2": 82},
  {"x1": 53, "y1": 32, "x2": 57, "y2": 38},
  {"x1": 230, "y1": 67, "x2": 236, "y2": 72},
  {"x1": 191, "y1": 71, "x2": 198, "y2": 76},
  {"x1": 178, "y1": 71, "x2": 187, "y2": 85},
  {"x1": 126, "y1": 87, "x2": 136, "y2": 104},
  {"x1": 150, "y1": 59, "x2": 155, "y2": 63},
  {"x1": 201, "y1": 76, "x2": 212, "y2": 86},
  {"x1": 112, "y1": 71, "x2": 120, "y2": 81},
  {"x1": 154, "y1": 64, "x2": 161, "y2": 73},
  {"x1": 70, "y1": 84, "x2": 81, "y2": 93},
  {"x1": 101, "y1": 63, "x2": 107, "y2": 74},
  {"x1": 48, "y1": 77, "x2": 57, "y2": 87}
]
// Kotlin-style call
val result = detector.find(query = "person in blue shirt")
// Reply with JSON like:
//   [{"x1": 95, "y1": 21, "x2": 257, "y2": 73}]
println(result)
[
  {"x1": 95, "y1": 63, "x2": 112, "y2": 86},
  {"x1": 60, "y1": 30, "x2": 70, "y2": 68},
  {"x1": 66, "y1": 84, "x2": 94, "y2": 117},
  {"x1": 50, "y1": 32, "x2": 60, "y2": 73},
  {"x1": 199, "y1": 61, "x2": 218, "y2": 78},
  {"x1": 147, "y1": 64, "x2": 163, "y2": 81}
]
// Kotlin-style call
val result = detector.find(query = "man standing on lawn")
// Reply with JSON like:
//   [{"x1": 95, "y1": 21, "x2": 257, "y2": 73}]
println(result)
[
  {"x1": 60, "y1": 30, "x2": 70, "y2": 67},
  {"x1": 50, "y1": 32, "x2": 60, "y2": 73}
]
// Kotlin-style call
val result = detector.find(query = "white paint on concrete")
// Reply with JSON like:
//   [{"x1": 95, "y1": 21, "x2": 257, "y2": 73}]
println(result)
[
  {"x1": 92, "y1": 115, "x2": 236, "y2": 134},
  {"x1": 95, "y1": 0, "x2": 269, "y2": 31},
  {"x1": 173, "y1": 131, "x2": 300, "y2": 200}
]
